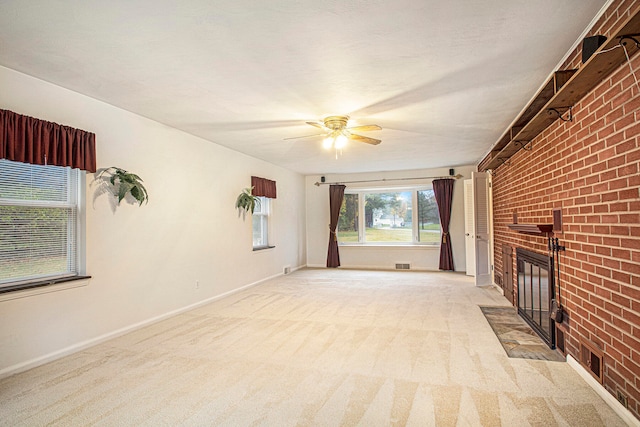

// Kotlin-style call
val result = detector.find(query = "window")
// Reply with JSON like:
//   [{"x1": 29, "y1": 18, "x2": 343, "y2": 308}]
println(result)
[
  {"x1": 0, "y1": 159, "x2": 85, "y2": 290},
  {"x1": 338, "y1": 193, "x2": 359, "y2": 243},
  {"x1": 337, "y1": 188, "x2": 440, "y2": 245},
  {"x1": 365, "y1": 191, "x2": 412, "y2": 243},
  {"x1": 252, "y1": 196, "x2": 270, "y2": 249},
  {"x1": 416, "y1": 189, "x2": 440, "y2": 244}
]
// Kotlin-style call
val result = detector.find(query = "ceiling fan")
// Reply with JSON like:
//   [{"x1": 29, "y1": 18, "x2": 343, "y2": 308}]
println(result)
[{"x1": 285, "y1": 115, "x2": 382, "y2": 149}]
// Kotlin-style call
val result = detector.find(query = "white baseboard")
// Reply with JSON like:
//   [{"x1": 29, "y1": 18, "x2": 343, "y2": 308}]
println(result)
[
  {"x1": 290, "y1": 264, "x2": 306, "y2": 273},
  {"x1": 493, "y1": 283, "x2": 505, "y2": 295},
  {"x1": 567, "y1": 354, "x2": 640, "y2": 426},
  {"x1": 343, "y1": 264, "x2": 439, "y2": 272},
  {"x1": 306, "y1": 263, "x2": 442, "y2": 272},
  {"x1": 0, "y1": 267, "x2": 303, "y2": 380}
]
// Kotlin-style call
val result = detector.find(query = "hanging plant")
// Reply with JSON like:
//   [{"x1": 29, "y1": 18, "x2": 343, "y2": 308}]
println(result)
[
  {"x1": 235, "y1": 186, "x2": 260, "y2": 216},
  {"x1": 97, "y1": 167, "x2": 149, "y2": 206}
]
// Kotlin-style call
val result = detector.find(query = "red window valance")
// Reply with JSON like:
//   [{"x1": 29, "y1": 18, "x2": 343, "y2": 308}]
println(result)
[
  {"x1": 0, "y1": 109, "x2": 97, "y2": 172},
  {"x1": 251, "y1": 176, "x2": 277, "y2": 198}
]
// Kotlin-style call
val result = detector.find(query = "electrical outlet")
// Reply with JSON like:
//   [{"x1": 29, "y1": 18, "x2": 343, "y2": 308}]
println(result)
[{"x1": 195, "y1": 280, "x2": 199, "y2": 289}]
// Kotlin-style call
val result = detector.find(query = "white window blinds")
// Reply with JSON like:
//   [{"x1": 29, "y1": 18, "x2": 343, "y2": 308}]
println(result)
[
  {"x1": 0, "y1": 159, "x2": 80, "y2": 286},
  {"x1": 252, "y1": 196, "x2": 269, "y2": 248}
]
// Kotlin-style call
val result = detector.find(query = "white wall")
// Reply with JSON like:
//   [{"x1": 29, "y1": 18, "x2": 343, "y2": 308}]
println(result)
[
  {"x1": 0, "y1": 66, "x2": 306, "y2": 376},
  {"x1": 305, "y1": 166, "x2": 475, "y2": 272}
]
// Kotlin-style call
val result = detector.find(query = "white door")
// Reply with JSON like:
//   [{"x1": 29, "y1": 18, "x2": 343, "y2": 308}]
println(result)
[
  {"x1": 464, "y1": 179, "x2": 476, "y2": 276},
  {"x1": 473, "y1": 172, "x2": 492, "y2": 286}
]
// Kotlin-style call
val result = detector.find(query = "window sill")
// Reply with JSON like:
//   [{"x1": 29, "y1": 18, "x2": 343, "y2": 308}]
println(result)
[
  {"x1": 0, "y1": 275, "x2": 91, "y2": 301},
  {"x1": 253, "y1": 245, "x2": 276, "y2": 252}
]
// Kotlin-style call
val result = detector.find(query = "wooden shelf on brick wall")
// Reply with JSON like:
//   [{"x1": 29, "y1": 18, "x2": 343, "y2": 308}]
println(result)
[
  {"x1": 508, "y1": 223, "x2": 553, "y2": 236},
  {"x1": 478, "y1": 5, "x2": 640, "y2": 172}
]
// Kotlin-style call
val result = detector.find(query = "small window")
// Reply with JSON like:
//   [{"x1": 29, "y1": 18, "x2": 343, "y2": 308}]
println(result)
[
  {"x1": 252, "y1": 196, "x2": 269, "y2": 249},
  {"x1": 0, "y1": 159, "x2": 85, "y2": 290}
]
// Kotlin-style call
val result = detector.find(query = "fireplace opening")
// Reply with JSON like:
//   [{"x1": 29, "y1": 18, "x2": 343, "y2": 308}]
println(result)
[{"x1": 516, "y1": 248, "x2": 555, "y2": 348}]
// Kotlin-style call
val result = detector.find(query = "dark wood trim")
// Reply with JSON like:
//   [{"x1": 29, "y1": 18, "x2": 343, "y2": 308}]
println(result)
[
  {"x1": 508, "y1": 223, "x2": 553, "y2": 235},
  {"x1": 478, "y1": 4, "x2": 640, "y2": 172}
]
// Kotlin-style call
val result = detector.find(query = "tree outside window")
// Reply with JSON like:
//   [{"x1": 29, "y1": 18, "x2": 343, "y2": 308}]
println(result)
[
  {"x1": 337, "y1": 194, "x2": 358, "y2": 243},
  {"x1": 417, "y1": 189, "x2": 440, "y2": 243}
]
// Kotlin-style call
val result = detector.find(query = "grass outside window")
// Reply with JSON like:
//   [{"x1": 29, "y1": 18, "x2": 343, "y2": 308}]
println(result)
[{"x1": 339, "y1": 224, "x2": 440, "y2": 244}]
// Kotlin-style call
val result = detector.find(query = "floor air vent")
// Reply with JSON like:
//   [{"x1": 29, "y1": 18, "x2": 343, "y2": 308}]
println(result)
[
  {"x1": 580, "y1": 338, "x2": 603, "y2": 383},
  {"x1": 395, "y1": 263, "x2": 410, "y2": 270}
]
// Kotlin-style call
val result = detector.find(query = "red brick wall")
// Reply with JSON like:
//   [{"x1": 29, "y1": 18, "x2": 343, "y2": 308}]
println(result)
[{"x1": 491, "y1": 0, "x2": 640, "y2": 419}]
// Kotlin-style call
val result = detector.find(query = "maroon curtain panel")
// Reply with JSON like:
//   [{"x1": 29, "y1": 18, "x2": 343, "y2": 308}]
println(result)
[
  {"x1": 0, "y1": 109, "x2": 96, "y2": 172},
  {"x1": 433, "y1": 178, "x2": 455, "y2": 271},
  {"x1": 251, "y1": 176, "x2": 277, "y2": 198},
  {"x1": 326, "y1": 184, "x2": 346, "y2": 268}
]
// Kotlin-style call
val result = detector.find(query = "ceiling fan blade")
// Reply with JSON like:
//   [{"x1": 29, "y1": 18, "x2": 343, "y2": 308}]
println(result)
[
  {"x1": 283, "y1": 133, "x2": 325, "y2": 140},
  {"x1": 349, "y1": 134, "x2": 381, "y2": 145},
  {"x1": 346, "y1": 124, "x2": 382, "y2": 132},
  {"x1": 306, "y1": 121, "x2": 329, "y2": 130},
  {"x1": 183, "y1": 119, "x2": 305, "y2": 131}
]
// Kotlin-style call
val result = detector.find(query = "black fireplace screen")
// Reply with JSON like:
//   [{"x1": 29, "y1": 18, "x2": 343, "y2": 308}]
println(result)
[{"x1": 516, "y1": 248, "x2": 555, "y2": 348}]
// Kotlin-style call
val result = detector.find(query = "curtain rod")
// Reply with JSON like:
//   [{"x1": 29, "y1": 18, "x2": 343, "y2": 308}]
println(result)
[{"x1": 314, "y1": 174, "x2": 463, "y2": 186}]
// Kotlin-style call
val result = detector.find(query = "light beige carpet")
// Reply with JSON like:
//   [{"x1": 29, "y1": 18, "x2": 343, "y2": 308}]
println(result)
[{"x1": 0, "y1": 269, "x2": 627, "y2": 426}]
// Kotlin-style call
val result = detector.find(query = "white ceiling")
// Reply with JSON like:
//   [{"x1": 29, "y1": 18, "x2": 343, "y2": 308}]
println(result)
[{"x1": 0, "y1": 0, "x2": 608, "y2": 175}]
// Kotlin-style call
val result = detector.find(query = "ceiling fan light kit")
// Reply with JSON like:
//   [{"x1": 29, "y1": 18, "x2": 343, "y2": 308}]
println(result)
[{"x1": 323, "y1": 131, "x2": 348, "y2": 150}]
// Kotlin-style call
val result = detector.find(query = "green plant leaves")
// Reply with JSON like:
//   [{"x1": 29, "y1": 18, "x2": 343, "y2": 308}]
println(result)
[
  {"x1": 236, "y1": 186, "x2": 259, "y2": 214},
  {"x1": 118, "y1": 182, "x2": 131, "y2": 203},
  {"x1": 97, "y1": 166, "x2": 149, "y2": 206}
]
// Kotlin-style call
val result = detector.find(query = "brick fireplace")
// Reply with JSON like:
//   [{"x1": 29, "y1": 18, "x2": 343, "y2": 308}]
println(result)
[
  {"x1": 516, "y1": 248, "x2": 555, "y2": 347},
  {"x1": 489, "y1": 0, "x2": 640, "y2": 419}
]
